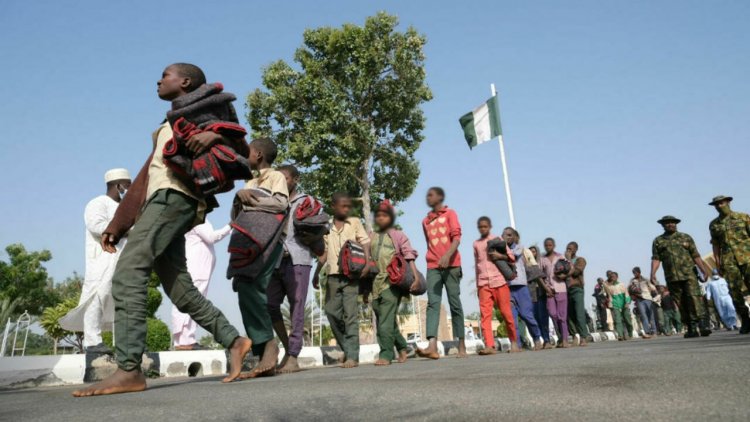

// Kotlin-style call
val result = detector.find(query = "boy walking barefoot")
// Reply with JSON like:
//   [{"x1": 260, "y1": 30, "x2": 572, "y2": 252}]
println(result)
[
  {"x1": 73, "y1": 64, "x2": 252, "y2": 397},
  {"x1": 267, "y1": 165, "x2": 315, "y2": 373},
  {"x1": 235, "y1": 138, "x2": 289, "y2": 378},
  {"x1": 313, "y1": 193, "x2": 370, "y2": 368},
  {"x1": 370, "y1": 201, "x2": 420, "y2": 366},
  {"x1": 475, "y1": 217, "x2": 520, "y2": 354},
  {"x1": 417, "y1": 187, "x2": 467, "y2": 359}
]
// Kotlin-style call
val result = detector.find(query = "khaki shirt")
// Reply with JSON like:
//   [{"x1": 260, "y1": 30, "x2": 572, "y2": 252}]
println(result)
[
  {"x1": 325, "y1": 217, "x2": 370, "y2": 275},
  {"x1": 244, "y1": 168, "x2": 289, "y2": 196},
  {"x1": 147, "y1": 121, "x2": 206, "y2": 221}
]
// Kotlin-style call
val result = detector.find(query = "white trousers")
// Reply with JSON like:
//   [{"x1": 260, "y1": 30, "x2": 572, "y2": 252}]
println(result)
[{"x1": 171, "y1": 277, "x2": 210, "y2": 346}]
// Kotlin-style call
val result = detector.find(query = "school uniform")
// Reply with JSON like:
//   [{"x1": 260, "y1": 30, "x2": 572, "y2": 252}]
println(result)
[
  {"x1": 422, "y1": 207, "x2": 465, "y2": 340},
  {"x1": 110, "y1": 123, "x2": 239, "y2": 371},
  {"x1": 370, "y1": 229, "x2": 417, "y2": 361},
  {"x1": 324, "y1": 217, "x2": 369, "y2": 362},
  {"x1": 236, "y1": 168, "x2": 289, "y2": 356}
]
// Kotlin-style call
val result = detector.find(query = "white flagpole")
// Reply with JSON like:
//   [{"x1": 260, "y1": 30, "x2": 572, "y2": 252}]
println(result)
[{"x1": 490, "y1": 83, "x2": 516, "y2": 229}]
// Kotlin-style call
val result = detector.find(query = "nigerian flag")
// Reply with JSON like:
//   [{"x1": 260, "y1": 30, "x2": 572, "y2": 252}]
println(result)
[{"x1": 459, "y1": 95, "x2": 502, "y2": 149}]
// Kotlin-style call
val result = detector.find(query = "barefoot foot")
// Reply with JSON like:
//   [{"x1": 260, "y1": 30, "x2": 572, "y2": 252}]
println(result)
[
  {"x1": 416, "y1": 347, "x2": 440, "y2": 360},
  {"x1": 397, "y1": 350, "x2": 408, "y2": 363},
  {"x1": 374, "y1": 358, "x2": 391, "y2": 366},
  {"x1": 245, "y1": 341, "x2": 279, "y2": 378},
  {"x1": 477, "y1": 347, "x2": 496, "y2": 356},
  {"x1": 72, "y1": 369, "x2": 146, "y2": 397},
  {"x1": 340, "y1": 359, "x2": 359, "y2": 368},
  {"x1": 278, "y1": 355, "x2": 301, "y2": 374},
  {"x1": 456, "y1": 339, "x2": 468, "y2": 358},
  {"x1": 223, "y1": 337, "x2": 252, "y2": 383}
]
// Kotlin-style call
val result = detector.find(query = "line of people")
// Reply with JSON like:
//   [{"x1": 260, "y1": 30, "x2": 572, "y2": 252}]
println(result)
[{"x1": 70, "y1": 63, "x2": 750, "y2": 398}]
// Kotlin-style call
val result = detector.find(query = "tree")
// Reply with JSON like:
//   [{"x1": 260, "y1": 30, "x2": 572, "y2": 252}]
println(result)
[
  {"x1": 0, "y1": 244, "x2": 57, "y2": 318},
  {"x1": 40, "y1": 298, "x2": 83, "y2": 354},
  {"x1": 247, "y1": 12, "x2": 432, "y2": 231}
]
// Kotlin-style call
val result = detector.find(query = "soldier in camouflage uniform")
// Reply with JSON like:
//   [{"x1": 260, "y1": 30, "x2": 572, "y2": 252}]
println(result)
[
  {"x1": 650, "y1": 215, "x2": 712, "y2": 338},
  {"x1": 708, "y1": 195, "x2": 750, "y2": 334}
]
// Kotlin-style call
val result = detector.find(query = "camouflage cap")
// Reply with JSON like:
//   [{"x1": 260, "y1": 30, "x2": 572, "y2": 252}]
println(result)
[
  {"x1": 657, "y1": 215, "x2": 681, "y2": 224},
  {"x1": 708, "y1": 195, "x2": 733, "y2": 206}
]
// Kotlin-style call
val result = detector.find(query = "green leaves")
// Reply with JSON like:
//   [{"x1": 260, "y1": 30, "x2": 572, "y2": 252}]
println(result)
[
  {"x1": 0, "y1": 243, "x2": 57, "y2": 317},
  {"x1": 247, "y1": 12, "x2": 432, "y2": 226}
]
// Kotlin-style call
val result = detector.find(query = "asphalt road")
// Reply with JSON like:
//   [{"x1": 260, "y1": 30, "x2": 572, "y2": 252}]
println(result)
[{"x1": 1, "y1": 331, "x2": 749, "y2": 422}]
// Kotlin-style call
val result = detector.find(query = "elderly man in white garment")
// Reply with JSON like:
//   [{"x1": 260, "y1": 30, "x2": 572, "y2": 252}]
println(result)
[
  {"x1": 171, "y1": 220, "x2": 232, "y2": 350},
  {"x1": 61, "y1": 168, "x2": 131, "y2": 354}
]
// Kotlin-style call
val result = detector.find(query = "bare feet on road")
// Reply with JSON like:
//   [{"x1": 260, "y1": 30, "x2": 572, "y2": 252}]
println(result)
[{"x1": 72, "y1": 368, "x2": 146, "y2": 397}]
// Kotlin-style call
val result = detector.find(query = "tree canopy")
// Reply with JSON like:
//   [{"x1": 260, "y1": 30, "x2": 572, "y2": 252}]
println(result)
[
  {"x1": 247, "y1": 12, "x2": 432, "y2": 230},
  {"x1": 0, "y1": 244, "x2": 57, "y2": 318}
]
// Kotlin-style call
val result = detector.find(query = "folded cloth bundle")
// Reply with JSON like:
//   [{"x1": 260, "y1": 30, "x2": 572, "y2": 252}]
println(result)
[
  {"x1": 162, "y1": 82, "x2": 250, "y2": 197},
  {"x1": 486, "y1": 237, "x2": 517, "y2": 281},
  {"x1": 292, "y1": 196, "x2": 330, "y2": 255},
  {"x1": 387, "y1": 254, "x2": 427, "y2": 295},
  {"x1": 553, "y1": 259, "x2": 571, "y2": 277},
  {"x1": 227, "y1": 189, "x2": 288, "y2": 285},
  {"x1": 163, "y1": 117, "x2": 252, "y2": 195},
  {"x1": 339, "y1": 240, "x2": 378, "y2": 281}
]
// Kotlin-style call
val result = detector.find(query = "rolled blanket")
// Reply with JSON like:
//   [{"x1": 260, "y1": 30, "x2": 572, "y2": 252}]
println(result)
[
  {"x1": 293, "y1": 196, "x2": 330, "y2": 254},
  {"x1": 388, "y1": 254, "x2": 426, "y2": 295},
  {"x1": 227, "y1": 189, "x2": 288, "y2": 284},
  {"x1": 486, "y1": 237, "x2": 517, "y2": 281},
  {"x1": 163, "y1": 117, "x2": 252, "y2": 195}
]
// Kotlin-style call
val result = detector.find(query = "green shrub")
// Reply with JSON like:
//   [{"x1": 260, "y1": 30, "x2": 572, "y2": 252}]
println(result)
[{"x1": 145, "y1": 318, "x2": 171, "y2": 352}]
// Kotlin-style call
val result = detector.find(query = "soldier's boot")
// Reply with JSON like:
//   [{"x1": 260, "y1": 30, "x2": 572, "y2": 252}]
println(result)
[
  {"x1": 684, "y1": 323, "x2": 700, "y2": 338},
  {"x1": 739, "y1": 314, "x2": 750, "y2": 335},
  {"x1": 699, "y1": 320, "x2": 712, "y2": 337}
]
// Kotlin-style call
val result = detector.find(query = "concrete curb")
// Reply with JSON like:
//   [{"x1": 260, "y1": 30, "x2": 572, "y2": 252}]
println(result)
[
  {"x1": 0, "y1": 340, "x2": 489, "y2": 389},
  {"x1": 0, "y1": 335, "x2": 617, "y2": 389}
]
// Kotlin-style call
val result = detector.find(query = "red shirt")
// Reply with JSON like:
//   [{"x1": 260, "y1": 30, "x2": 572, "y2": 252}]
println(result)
[{"x1": 422, "y1": 206, "x2": 462, "y2": 269}]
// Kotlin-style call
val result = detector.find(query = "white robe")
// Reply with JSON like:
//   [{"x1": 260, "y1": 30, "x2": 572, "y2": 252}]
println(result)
[
  {"x1": 171, "y1": 221, "x2": 232, "y2": 346},
  {"x1": 60, "y1": 195, "x2": 124, "y2": 347}
]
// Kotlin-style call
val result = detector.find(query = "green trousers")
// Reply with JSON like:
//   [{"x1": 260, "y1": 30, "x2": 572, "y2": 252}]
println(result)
[
  {"x1": 663, "y1": 309, "x2": 682, "y2": 333},
  {"x1": 426, "y1": 267, "x2": 465, "y2": 340},
  {"x1": 325, "y1": 275, "x2": 360, "y2": 362},
  {"x1": 112, "y1": 189, "x2": 239, "y2": 371},
  {"x1": 612, "y1": 307, "x2": 633, "y2": 339},
  {"x1": 721, "y1": 256, "x2": 750, "y2": 320},
  {"x1": 372, "y1": 286, "x2": 408, "y2": 361},
  {"x1": 667, "y1": 278, "x2": 706, "y2": 325},
  {"x1": 655, "y1": 306, "x2": 665, "y2": 334},
  {"x1": 567, "y1": 286, "x2": 590, "y2": 338},
  {"x1": 236, "y1": 243, "x2": 283, "y2": 357}
]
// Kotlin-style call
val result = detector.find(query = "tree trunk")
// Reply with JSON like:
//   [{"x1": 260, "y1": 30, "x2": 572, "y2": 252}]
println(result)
[
  {"x1": 360, "y1": 156, "x2": 373, "y2": 233},
  {"x1": 53, "y1": 338, "x2": 58, "y2": 355}
]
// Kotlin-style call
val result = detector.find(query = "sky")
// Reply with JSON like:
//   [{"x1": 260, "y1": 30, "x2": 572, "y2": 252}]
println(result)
[{"x1": 1, "y1": 1, "x2": 748, "y2": 335}]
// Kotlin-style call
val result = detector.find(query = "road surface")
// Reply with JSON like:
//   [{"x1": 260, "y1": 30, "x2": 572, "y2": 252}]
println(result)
[{"x1": 1, "y1": 331, "x2": 748, "y2": 421}]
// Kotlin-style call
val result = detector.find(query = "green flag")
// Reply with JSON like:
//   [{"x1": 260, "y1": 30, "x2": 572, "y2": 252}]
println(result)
[{"x1": 459, "y1": 95, "x2": 502, "y2": 149}]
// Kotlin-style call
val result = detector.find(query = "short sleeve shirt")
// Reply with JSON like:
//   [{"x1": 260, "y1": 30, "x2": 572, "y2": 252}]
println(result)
[
  {"x1": 709, "y1": 211, "x2": 750, "y2": 266},
  {"x1": 651, "y1": 231, "x2": 700, "y2": 283},
  {"x1": 244, "y1": 168, "x2": 289, "y2": 196},
  {"x1": 370, "y1": 232, "x2": 396, "y2": 299},
  {"x1": 324, "y1": 217, "x2": 370, "y2": 275}
]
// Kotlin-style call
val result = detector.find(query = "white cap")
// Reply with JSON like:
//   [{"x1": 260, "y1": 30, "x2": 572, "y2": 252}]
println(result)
[{"x1": 104, "y1": 168, "x2": 131, "y2": 183}]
